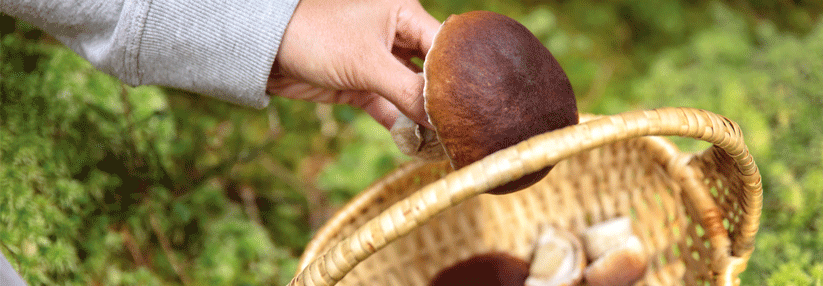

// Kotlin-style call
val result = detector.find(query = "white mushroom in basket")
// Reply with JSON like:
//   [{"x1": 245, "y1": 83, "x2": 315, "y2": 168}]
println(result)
[
  {"x1": 390, "y1": 10, "x2": 579, "y2": 195},
  {"x1": 584, "y1": 236, "x2": 648, "y2": 286},
  {"x1": 525, "y1": 226, "x2": 586, "y2": 286},
  {"x1": 580, "y1": 217, "x2": 649, "y2": 286},
  {"x1": 580, "y1": 217, "x2": 634, "y2": 260}
]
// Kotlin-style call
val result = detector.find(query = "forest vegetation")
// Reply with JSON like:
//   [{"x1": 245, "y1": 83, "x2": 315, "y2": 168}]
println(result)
[{"x1": 2, "y1": 0, "x2": 822, "y2": 284}]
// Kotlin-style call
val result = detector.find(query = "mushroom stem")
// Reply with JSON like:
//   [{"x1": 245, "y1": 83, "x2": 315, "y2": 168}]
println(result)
[
  {"x1": 390, "y1": 114, "x2": 448, "y2": 161},
  {"x1": 526, "y1": 226, "x2": 586, "y2": 286}
]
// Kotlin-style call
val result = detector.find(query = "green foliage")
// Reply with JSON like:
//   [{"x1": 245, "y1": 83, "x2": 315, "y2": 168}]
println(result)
[
  {"x1": 2, "y1": 1, "x2": 823, "y2": 285},
  {"x1": 316, "y1": 115, "x2": 406, "y2": 203},
  {"x1": 1, "y1": 17, "x2": 406, "y2": 285},
  {"x1": 626, "y1": 4, "x2": 823, "y2": 284}
]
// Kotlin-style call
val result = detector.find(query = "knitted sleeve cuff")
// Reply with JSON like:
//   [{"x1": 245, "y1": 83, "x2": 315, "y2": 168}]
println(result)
[{"x1": 132, "y1": 0, "x2": 300, "y2": 108}]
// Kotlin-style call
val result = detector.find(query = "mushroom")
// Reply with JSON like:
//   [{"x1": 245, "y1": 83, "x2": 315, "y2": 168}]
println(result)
[
  {"x1": 429, "y1": 252, "x2": 530, "y2": 286},
  {"x1": 391, "y1": 11, "x2": 578, "y2": 195},
  {"x1": 390, "y1": 113, "x2": 448, "y2": 161},
  {"x1": 580, "y1": 217, "x2": 634, "y2": 261},
  {"x1": 583, "y1": 236, "x2": 648, "y2": 286},
  {"x1": 525, "y1": 226, "x2": 586, "y2": 286}
]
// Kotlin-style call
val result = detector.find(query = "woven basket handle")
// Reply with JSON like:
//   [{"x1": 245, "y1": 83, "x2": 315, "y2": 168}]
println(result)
[{"x1": 289, "y1": 107, "x2": 762, "y2": 286}]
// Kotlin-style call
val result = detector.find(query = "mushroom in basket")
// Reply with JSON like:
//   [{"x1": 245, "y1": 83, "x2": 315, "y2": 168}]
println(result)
[
  {"x1": 580, "y1": 217, "x2": 648, "y2": 286},
  {"x1": 429, "y1": 252, "x2": 530, "y2": 286},
  {"x1": 525, "y1": 218, "x2": 649, "y2": 286},
  {"x1": 525, "y1": 226, "x2": 586, "y2": 286}
]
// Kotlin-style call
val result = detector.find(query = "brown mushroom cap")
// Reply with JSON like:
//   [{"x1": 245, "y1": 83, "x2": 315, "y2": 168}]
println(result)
[
  {"x1": 424, "y1": 11, "x2": 578, "y2": 194},
  {"x1": 429, "y1": 252, "x2": 530, "y2": 286},
  {"x1": 583, "y1": 236, "x2": 648, "y2": 286}
]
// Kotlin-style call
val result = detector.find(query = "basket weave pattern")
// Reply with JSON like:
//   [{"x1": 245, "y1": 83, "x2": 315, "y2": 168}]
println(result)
[{"x1": 292, "y1": 108, "x2": 762, "y2": 286}]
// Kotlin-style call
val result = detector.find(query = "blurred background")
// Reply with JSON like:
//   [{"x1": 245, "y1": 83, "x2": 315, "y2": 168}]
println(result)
[{"x1": 1, "y1": 0, "x2": 821, "y2": 285}]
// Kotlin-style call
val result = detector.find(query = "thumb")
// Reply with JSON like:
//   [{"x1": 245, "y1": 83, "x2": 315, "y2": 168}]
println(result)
[{"x1": 367, "y1": 53, "x2": 433, "y2": 129}]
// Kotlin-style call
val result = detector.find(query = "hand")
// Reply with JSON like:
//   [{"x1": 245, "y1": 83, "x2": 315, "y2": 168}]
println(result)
[{"x1": 267, "y1": 0, "x2": 440, "y2": 129}]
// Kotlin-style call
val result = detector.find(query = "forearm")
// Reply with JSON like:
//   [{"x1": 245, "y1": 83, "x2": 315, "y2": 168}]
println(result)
[{"x1": 2, "y1": 0, "x2": 300, "y2": 108}]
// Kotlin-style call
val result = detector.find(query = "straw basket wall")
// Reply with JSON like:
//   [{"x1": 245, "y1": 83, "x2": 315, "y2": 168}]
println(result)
[{"x1": 291, "y1": 108, "x2": 763, "y2": 286}]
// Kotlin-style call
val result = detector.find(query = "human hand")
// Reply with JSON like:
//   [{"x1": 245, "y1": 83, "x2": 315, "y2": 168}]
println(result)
[{"x1": 267, "y1": 0, "x2": 440, "y2": 129}]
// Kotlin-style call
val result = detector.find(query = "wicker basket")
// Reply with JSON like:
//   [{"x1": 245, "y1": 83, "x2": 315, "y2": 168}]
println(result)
[{"x1": 290, "y1": 108, "x2": 762, "y2": 286}]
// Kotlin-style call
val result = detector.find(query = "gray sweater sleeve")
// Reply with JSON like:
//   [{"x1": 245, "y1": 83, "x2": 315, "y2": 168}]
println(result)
[
  {"x1": 0, "y1": 252, "x2": 25, "y2": 286},
  {"x1": 2, "y1": 0, "x2": 300, "y2": 108}
]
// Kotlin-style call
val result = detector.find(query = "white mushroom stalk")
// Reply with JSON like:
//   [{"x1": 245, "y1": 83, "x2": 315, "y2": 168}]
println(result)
[{"x1": 526, "y1": 226, "x2": 586, "y2": 286}]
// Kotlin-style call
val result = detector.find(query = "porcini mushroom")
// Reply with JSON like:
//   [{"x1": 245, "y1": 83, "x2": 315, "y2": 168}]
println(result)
[
  {"x1": 580, "y1": 217, "x2": 635, "y2": 261},
  {"x1": 391, "y1": 11, "x2": 578, "y2": 194},
  {"x1": 429, "y1": 252, "x2": 530, "y2": 286},
  {"x1": 390, "y1": 114, "x2": 448, "y2": 161},
  {"x1": 583, "y1": 236, "x2": 648, "y2": 286},
  {"x1": 526, "y1": 226, "x2": 586, "y2": 286}
]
